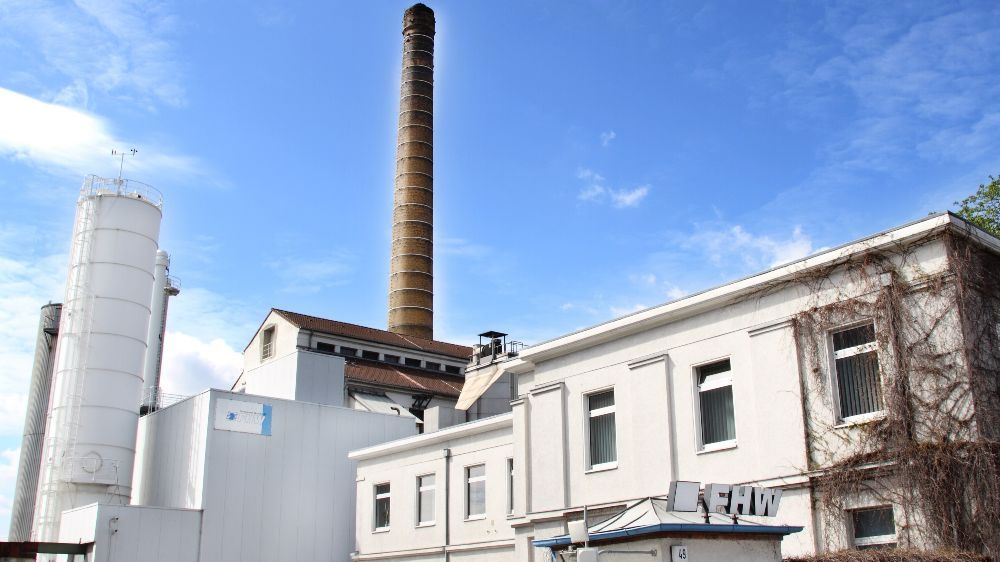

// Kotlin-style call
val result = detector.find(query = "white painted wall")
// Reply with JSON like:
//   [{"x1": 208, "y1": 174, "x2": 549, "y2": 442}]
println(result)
[
  {"x1": 59, "y1": 503, "x2": 201, "y2": 562},
  {"x1": 130, "y1": 389, "x2": 415, "y2": 562},
  {"x1": 353, "y1": 415, "x2": 515, "y2": 561}
]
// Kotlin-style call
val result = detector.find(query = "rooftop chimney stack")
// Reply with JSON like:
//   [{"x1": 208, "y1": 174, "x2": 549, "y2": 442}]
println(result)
[{"x1": 388, "y1": 3, "x2": 436, "y2": 340}]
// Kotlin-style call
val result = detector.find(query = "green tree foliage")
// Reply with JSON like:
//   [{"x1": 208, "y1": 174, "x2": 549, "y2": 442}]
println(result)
[{"x1": 955, "y1": 175, "x2": 1000, "y2": 237}]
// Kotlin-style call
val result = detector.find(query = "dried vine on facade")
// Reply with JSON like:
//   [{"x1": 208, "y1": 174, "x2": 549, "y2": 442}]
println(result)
[{"x1": 783, "y1": 228, "x2": 999, "y2": 556}]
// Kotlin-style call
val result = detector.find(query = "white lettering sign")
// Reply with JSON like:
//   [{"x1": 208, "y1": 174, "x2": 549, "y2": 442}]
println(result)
[{"x1": 667, "y1": 480, "x2": 783, "y2": 517}]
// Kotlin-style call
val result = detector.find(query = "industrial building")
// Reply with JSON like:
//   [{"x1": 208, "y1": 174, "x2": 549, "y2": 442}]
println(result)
[
  {"x1": 5, "y1": 3, "x2": 997, "y2": 562},
  {"x1": 350, "y1": 212, "x2": 1000, "y2": 561}
]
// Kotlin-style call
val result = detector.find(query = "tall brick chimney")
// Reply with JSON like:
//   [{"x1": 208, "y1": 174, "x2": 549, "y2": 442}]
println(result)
[{"x1": 388, "y1": 3, "x2": 435, "y2": 340}]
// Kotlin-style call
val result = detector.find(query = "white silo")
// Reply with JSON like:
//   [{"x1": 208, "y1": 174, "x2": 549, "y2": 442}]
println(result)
[
  {"x1": 140, "y1": 249, "x2": 180, "y2": 414},
  {"x1": 32, "y1": 175, "x2": 163, "y2": 544}
]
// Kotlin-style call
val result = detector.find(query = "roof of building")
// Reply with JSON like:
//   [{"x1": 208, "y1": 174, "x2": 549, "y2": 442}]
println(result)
[
  {"x1": 272, "y1": 309, "x2": 472, "y2": 360},
  {"x1": 532, "y1": 497, "x2": 802, "y2": 549},
  {"x1": 344, "y1": 357, "x2": 464, "y2": 397}
]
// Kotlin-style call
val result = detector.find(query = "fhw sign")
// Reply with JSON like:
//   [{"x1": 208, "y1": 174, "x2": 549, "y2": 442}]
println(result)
[{"x1": 666, "y1": 480, "x2": 783, "y2": 517}]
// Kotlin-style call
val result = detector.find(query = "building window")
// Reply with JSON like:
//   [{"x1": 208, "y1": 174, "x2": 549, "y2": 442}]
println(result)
[
  {"x1": 851, "y1": 506, "x2": 896, "y2": 549},
  {"x1": 361, "y1": 350, "x2": 380, "y2": 360},
  {"x1": 832, "y1": 323, "x2": 883, "y2": 420},
  {"x1": 587, "y1": 390, "x2": 617, "y2": 468},
  {"x1": 697, "y1": 359, "x2": 735, "y2": 447},
  {"x1": 374, "y1": 483, "x2": 391, "y2": 530},
  {"x1": 417, "y1": 474, "x2": 435, "y2": 526},
  {"x1": 465, "y1": 464, "x2": 486, "y2": 518},
  {"x1": 425, "y1": 361, "x2": 441, "y2": 371},
  {"x1": 384, "y1": 354, "x2": 401, "y2": 364},
  {"x1": 260, "y1": 327, "x2": 275, "y2": 361},
  {"x1": 507, "y1": 458, "x2": 515, "y2": 514},
  {"x1": 404, "y1": 357, "x2": 422, "y2": 368},
  {"x1": 445, "y1": 365, "x2": 461, "y2": 375},
  {"x1": 316, "y1": 341, "x2": 336, "y2": 353},
  {"x1": 340, "y1": 346, "x2": 358, "y2": 357}
]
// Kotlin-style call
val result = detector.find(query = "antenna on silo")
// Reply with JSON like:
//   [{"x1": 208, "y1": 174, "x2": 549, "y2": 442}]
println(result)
[{"x1": 111, "y1": 148, "x2": 138, "y2": 181}]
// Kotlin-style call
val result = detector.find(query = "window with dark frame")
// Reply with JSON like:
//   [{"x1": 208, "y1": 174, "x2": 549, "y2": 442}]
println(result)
[
  {"x1": 340, "y1": 346, "x2": 358, "y2": 357},
  {"x1": 444, "y1": 365, "x2": 461, "y2": 375},
  {"x1": 852, "y1": 506, "x2": 896, "y2": 549},
  {"x1": 374, "y1": 483, "x2": 391, "y2": 530},
  {"x1": 384, "y1": 354, "x2": 401, "y2": 364},
  {"x1": 361, "y1": 350, "x2": 380, "y2": 360},
  {"x1": 425, "y1": 361, "x2": 441, "y2": 371},
  {"x1": 587, "y1": 390, "x2": 617, "y2": 468},
  {"x1": 404, "y1": 357, "x2": 422, "y2": 367},
  {"x1": 832, "y1": 323, "x2": 883, "y2": 420},
  {"x1": 316, "y1": 341, "x2": 336, "y2": 353},
  {"x1": 697, "y1": 359, "x2": 735, "y2": 447}
]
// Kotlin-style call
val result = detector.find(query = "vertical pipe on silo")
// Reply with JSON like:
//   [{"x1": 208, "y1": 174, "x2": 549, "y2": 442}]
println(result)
[
  {"x1": 141, "y1": 250, "x2": 179, "y2": 414},
  {"x1": 388, "y1": 3, "x2": 436, "y2": 340},
  {"x1": 7, "y1": 303, "x2": 61, "y2": 542}
]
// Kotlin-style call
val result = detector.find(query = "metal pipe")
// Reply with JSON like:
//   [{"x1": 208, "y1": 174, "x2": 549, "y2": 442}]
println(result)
[
  {"x1": 388, "y1": 3, "x2": 436, "y2": 340},
  {"x1": 8, "y1": 303, "x2": 61, "y2": 541}
]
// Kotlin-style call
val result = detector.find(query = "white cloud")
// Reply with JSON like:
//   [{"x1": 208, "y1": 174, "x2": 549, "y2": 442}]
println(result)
[
  {"x1": 575, "y1": 168, "x2": 651, "y2": 209},
  {"x1": 665, "y1": 285, "x2": 688, "y2": 301},
  {"x1": 159, "y1": 331, "x2": 243, "y2": 396},
  {"x1": 600, "y1": 130, "x2": 617, "y2": 147},
  {"x1": 0, "y1": 87, "x2": 208, "y2": 181},
  {"x1": 609, "y1": 185, "x2": 650, "y2": 208},
  {"x1": 685, "y1": 223, "x2": 814, "y2": 270},
  {"x1": 0, "y1": 0, "x2": 185, "y2": 108}
]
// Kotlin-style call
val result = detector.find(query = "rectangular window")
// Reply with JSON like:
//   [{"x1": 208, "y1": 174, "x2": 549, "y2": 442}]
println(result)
[
  {"x1": 852, "y1": 506, "x2": 896, "y2": 549},
  {"x1": 425, "y1": 361, "x2": 441, "y2": 371},
  {"x1": 417, "y1": 474, "x2": 435, "y2": 525},
  {"x1": 698, "y1": 359, "x2": 735, "y2": 447},
  {"x1": 260, "y1": 327, "x2": 275, "y2": 360},
  {"x1": 374, "y1": 483, "x2": 391, "y2": 530},
  {"x1": 833, "y1": 323, "x2": 883, "y2": 420},
  {"x1": 340, "y1": 346, "x2": 358, "y2": 357},
  {"x1": 404, "y1": 357, "x2": 422, "y2": 367},
  {"x1": 507, "y1": 458, "x2": 515, "y2": 514},
  {"x1": 445, "y1": 365, "x2": 461, "y2": 375},
  {"x1": 587, "y1": 390, "x2": 617, "y2": 468},
  {"x1": 316, "y1": 341, "x2": 336, "y2": 353},
  {"x1": 384, "y1": 354, "x2": 401, "y2": 364},
  {"x1": 466, "y1": 464, "x2": 486, "y2": 518},
  {"x1": 361, "y1": 350, "x2": 380, "y2": 360}
]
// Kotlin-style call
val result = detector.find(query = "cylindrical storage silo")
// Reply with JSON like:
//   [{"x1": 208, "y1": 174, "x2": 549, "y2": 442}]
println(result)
[
  {"x1": 32, "y1": 176, "x2": 162, "y2": 544},
  {"x1": 8, "y1": 303, "x2": 61, "y2": 542}
]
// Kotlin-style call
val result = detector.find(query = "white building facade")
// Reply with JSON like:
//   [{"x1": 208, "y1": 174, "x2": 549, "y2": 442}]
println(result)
[{"x1": 351, "y1": 213, "x2": 1000, "y2": 561}]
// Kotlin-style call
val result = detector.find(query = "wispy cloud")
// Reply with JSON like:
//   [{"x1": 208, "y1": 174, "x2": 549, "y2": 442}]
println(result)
[
  {"x1": 0, "y1": 448, "x2": 19, "y2": 540},
  {"x1": 575, "y1": 168, "x2": 651, "y2": 208},
  {"x1": 600, "y1": 130, "x2": 617, "y2": 147},
  {"x1": 0, "y1": 87, "x2": 211, "y2": 181},
  {"x1": 0, "y1": 0, "x2": 185, "y2": 108},
  {"x1": 683, "y1": 223, "x2": 814, "y2": 270},
  {"x1": 267, "y1": 254, "x2": 355, "y2": 294}
]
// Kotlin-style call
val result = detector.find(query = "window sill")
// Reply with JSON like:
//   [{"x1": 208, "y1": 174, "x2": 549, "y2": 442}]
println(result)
[
  {"x1": 697, "y1": 440, "x2": 737, "y2": 455},
  {"x1": 465, "y1": 514, "x2": 487, "y2": 522},
  {"x1": 585, "y1": 462, "x2": 618, "y2": 474},
  {"x1": 835, "y1": 412, "x2": 885, "y2": 428},
  {"x1": 416, "y1": 522, "x2": 436, "y2": 528},
  {"x1": 372, "y1": 527, "x2": 390, "y2": 534}
]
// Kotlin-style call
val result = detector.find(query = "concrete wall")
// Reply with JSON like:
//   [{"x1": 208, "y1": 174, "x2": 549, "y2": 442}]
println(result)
[
  {"x1": 59, "y1": 503, "x2": 202, "y2": 562},
  {"x1": 546, "y1": 536, "x2": 784, "y2": 562}
]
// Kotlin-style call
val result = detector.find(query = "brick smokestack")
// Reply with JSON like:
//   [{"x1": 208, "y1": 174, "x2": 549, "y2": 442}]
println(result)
[{"x1": 389, "y1": 3, "x2": 435, "y2": 340}]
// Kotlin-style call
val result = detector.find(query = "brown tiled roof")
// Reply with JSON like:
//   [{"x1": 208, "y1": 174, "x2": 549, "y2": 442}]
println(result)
[
  {"x1": 273, "y1": 309, "x2": 472, "y2": 360},
  {"x1": 344, "y1": 358, "x2": 463, "y2": 397}
]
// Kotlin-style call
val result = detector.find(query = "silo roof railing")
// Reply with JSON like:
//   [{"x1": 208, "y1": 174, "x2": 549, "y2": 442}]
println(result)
[{"x1": 81, "y1": 175, "x2": 164, "y2": 208}]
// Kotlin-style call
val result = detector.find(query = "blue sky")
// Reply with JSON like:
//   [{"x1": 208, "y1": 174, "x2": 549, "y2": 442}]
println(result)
[{"x1": 1, "y1": 0, "x2": 998, "y2": 536}]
